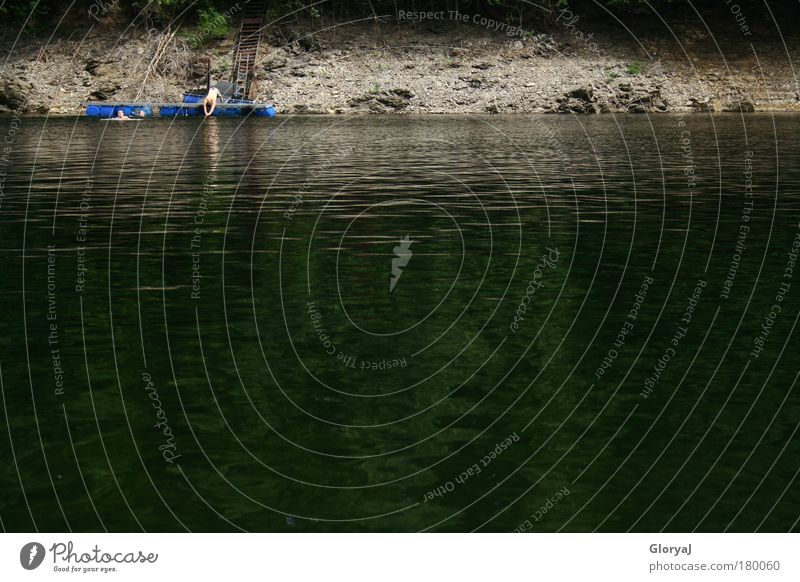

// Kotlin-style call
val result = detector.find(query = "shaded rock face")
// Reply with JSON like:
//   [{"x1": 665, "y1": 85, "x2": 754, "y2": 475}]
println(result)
[
  {"x1": 0, "y1": 76, "x2": 34, "y2": 110},
  {"x1": 264, "y1": 56, "x2": 287, "y2": 72},
  {"x1": 567, "y1": 86, "x2": 593, "y2": 102},
  {"x1": 269, "y1": 26, "x2": 322, "y2": 54},
  {"x1": 293, "y1": 103, "x2": 326, "y2": 114},
  {"x1": 555, "y1": 99, "x2": 598, "y2": 114},
  {"x1": 555, "y1": 85, "x2": 599, "y2": 113},
  {"x1": 627, "y1": 89, "x2": 667, "y2": 113},
  {"x1": 86, "y1": 59, "x2": 123, "y2": 100},
  {"x1": 90, "y1": 84, "x2": 121, "y2": 100},
  {"x1": 348, "y1": 88, "x2": 414, "y2": 113},
  {"x1": 722, "y1": 96, "x2": 756, "y2": 112},
  {"x1": 612, "y1": 81, "x2": 668, "y2": 113},
  {"x1": 688, "y1": 97, "x2": 715, "y2": 112},
  {"x1": 548, "y1": 81, "x2": 670, "y2": 114}
]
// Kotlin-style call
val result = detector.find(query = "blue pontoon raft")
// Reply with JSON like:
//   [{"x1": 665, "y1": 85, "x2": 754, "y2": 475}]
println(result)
[{"x1": 84, "y1": 92, "x2": 277, "y2": 118}]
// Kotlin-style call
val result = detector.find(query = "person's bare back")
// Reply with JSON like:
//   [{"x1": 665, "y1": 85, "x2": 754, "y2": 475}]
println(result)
[{"x1": 203, "y1": 87, "x2": 222, "y2": 116}]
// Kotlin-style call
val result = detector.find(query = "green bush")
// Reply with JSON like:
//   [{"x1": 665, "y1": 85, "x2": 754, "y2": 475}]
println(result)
[
  {"x1": 627, "y1": 61, "x2": 643, "y2": 75},
  {"x1": 197, "y1": 7, "x2": 230, "y2": 41},
  {"x1": 180, "y1": 7, "x2": 230, "y2": 48}
]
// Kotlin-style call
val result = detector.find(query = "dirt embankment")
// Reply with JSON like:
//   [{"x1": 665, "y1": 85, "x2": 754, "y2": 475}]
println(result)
[{"x1": 1, "y1": 14, "x2": 798, "y2": 115}]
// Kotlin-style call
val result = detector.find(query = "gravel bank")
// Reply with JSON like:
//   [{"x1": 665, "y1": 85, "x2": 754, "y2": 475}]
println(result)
[{"x1": 1, "y1": 19, "x2": 798, "y2": 115}]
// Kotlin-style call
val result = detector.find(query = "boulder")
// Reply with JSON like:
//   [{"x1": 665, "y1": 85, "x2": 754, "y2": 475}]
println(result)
[
  {"x1": 390, "y1": 88, "x2": 414, "y2": 99},
  {"x1": 567, "y1": 86, "x2": 594, "y2": 102},
  {"x1": 264, "y1": 56, "x2": 287, "y2": 71},
  {"x1": 556, "y1": 98, "x2": 599, "y2": 114},
  {"x1": 0, "y1": 75, "x2": 34, "y2": 110},
  {"x1": 615, "y1": 82, "x2": 668, "y2": 112},
  {"x1": 557, "y1": 86, "x2": 600, "y2": 113},
  {"x1": 688, "y1": 97, "x2": 714, "y2": 112},
  {"x1": 722, "y1": 98, "x2": 755, "y2": 113},
  {"x1": 293, "y1": 103, "x2": 325, "y2": 114},
  {"x1": 348, "y1": 88, "x2": 413, "y2": 113},
  {"x1": 376, "y1": 92, "x2": 409, "y2": 109}
]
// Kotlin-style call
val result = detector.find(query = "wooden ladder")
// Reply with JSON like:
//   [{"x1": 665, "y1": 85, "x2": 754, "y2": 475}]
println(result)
[{"x1": 231, "y1": 0, "x2": 267, "y2": 99}]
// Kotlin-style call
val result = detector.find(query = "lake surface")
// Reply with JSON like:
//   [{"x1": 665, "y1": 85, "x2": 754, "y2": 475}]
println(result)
[{"x1": 0, "y1": 114, "x2": 798, "y2": 532}]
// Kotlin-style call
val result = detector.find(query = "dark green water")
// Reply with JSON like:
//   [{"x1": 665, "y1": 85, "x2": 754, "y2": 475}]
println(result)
[{"x1": 0, "y1": 114, "x2": 798, "y2": 532}]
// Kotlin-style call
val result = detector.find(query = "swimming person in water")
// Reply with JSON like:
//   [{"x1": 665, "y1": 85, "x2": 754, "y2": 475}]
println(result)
[
  {"x1": 203, "y1": 86, "x2": 222, "y2": 116},
  {"x1": 113, "y1": 110, "x2": 130, "y2": 120},
  {"x1": 103, "y1": 110, "x2": 142, "y2": 121}
]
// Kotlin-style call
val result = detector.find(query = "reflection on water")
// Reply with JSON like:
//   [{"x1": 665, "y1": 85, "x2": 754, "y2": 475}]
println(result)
[{"x1": 0, "y1": 114, "x2": 798, "y2": 532}]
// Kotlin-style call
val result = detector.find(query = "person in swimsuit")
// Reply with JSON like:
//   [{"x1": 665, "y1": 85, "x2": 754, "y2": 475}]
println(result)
[{"x1": 203, "y1": 86, "x2": 222, "y2": 116}]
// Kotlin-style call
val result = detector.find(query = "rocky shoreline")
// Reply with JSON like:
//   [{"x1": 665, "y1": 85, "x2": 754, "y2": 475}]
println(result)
[{"x1": 1, "y1": 19, "x2": 798, "y2": 115}]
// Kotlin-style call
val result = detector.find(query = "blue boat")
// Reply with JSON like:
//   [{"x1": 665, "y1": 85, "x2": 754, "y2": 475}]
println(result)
[
  {"x1": 84, "y1": 104, "x2": 153, "y2": 118},
  {"x1": 84, "y1": 98, "x2": 276, "y2": 119},
  {"x1": 86, "y1": 79, "x2": 276, "y2": 119},
  {"x1": 158, "y1": 91, "x2": 276, "y2": 118}
]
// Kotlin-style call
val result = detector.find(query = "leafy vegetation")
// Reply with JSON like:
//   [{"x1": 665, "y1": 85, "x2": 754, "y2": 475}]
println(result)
[
  {"x1": 197, "y1": 7, "x2": 230, "y2": 39},
  {"x1": 0, "y1": 0, "x2": 50, "y2": 33},
  {"x1": 626, "y1": 61, "x2": 643, "y2": 75},
  {"x1": 175, "y1": 6, "x2": 231, "y2": 48},
  {"x1": 0, "y1": 1, "x2": 796, "y2": 34}
]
